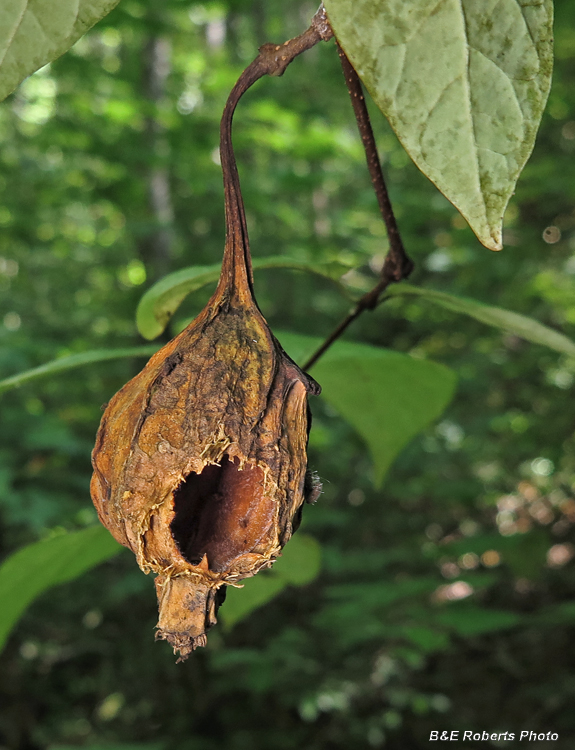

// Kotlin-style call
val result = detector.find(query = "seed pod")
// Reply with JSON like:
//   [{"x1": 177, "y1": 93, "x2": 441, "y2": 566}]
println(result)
[{"x1": 90, "y1": 57, "x2": 320, "y2": 661}]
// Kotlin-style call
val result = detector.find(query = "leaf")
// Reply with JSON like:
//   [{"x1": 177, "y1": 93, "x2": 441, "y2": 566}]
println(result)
[
  {"x1": 136, "y1": 257, "x2": 350, "y2": 340},
  {"x1": 386, "y1": 284, "x2": 575, "y2": 357},
  {"x1": 324, "y1": 0, "x2": 553, "y2": 250},
  {"x1": 0, "y1": 0, "x2": 122, "y2": 103},
  {"x1": 0, "y1": 526, "x2": 122, "y2": 651},
  {"x1": 314, "y1": 577, "x2": 442, "y2": 647},
  {"x1": 219, "y1": 533, "x2": 321, "y2": 628},
  {"x1": 435, "y1": 605, "x2": 521, "y2": 636},
  {"x1": 271, "y1": 533, "x2": 322, "y2": 586},
  {"x1": 278, "y1": 332, "x2": 457, "y2": 486},
  {"x1": 219, "y1": 575, "x2": 286, "y2": 630},
  {"x1": 324, "y1": 577, "x2": 441, "y2": 608},
  {"x1": 0, "y1": 346, "x2": 158, "y2": 395},
  {"x1": 403, "y1": 626, "x2": 450, "y2": 653}
]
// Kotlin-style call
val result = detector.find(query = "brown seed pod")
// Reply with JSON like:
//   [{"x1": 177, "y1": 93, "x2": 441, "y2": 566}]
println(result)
[{"x1": 90, "y1": 46, "x2": 320, "y2": 661}]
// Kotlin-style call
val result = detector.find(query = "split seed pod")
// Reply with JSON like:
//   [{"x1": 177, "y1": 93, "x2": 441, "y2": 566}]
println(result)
[{"x1": 90, "y1": 60, "x2": 320, "y2": 661}]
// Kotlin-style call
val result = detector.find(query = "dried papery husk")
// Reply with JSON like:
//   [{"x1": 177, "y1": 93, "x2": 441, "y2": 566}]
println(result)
[{"x1": 90, "y1": 49, "x2": 320, "y2": 661}]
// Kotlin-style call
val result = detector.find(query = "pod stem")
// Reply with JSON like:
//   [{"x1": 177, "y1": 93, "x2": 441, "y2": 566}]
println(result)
[{"x1": 216, "y1": 5, "x2": 333, "y2": 303}]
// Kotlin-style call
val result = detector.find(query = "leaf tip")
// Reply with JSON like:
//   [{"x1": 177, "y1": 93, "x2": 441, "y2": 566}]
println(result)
[{"x1": 478, "y1": 227, "x2": 503, "y2": 253}]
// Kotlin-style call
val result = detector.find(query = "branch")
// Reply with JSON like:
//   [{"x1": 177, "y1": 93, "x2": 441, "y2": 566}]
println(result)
[{"x1": 302, "y1": 45, "x2": 413, "y2": 371}]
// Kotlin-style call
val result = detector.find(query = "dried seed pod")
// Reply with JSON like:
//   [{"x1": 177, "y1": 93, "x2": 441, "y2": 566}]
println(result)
[{"x1": 90, "y1": 55, "x2": 320, "y2": 661}]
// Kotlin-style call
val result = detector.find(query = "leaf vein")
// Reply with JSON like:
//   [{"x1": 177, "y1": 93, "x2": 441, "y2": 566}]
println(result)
[{"x1": 0, "y1": 1, "x2": 29, "y2": 68}]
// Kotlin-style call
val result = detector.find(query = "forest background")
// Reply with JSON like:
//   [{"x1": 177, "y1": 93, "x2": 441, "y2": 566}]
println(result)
[{"x1": 1, "y1": 0, "x2": 575, "y2": 748}]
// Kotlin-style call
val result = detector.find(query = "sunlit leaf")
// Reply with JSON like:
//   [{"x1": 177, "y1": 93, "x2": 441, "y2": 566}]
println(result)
[
  {"x1": 387, "y1": 284, "x2": 575, "y2": 357},
  {"x1": 136, "y1": 257, "x2": 350, "y2": 340},
  {"x1": 279, "y1": 332, "x2": 457, "y2": 486},
  {"x1": 324, "y1": 0, "x2": 553, "y2": 250},
  {"x1": 0, "y1": 346, "x2": 158, "y2": 395},
  {"x1": 0, "y1": 526, "x2": 122, "y2": 651},
  {"x1": 0, "y1": 0, "x2": 121, "y2": 103}
]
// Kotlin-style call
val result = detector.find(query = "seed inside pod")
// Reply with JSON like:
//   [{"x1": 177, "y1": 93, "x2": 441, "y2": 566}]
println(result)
[{"x1": 90, "y1": 51, "x2": 320, "y2": 661}]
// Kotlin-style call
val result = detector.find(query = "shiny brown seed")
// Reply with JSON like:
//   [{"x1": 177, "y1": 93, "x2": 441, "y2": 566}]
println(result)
[{"x1": 90, "y1": 56, "x2": 320, "y2": 662}]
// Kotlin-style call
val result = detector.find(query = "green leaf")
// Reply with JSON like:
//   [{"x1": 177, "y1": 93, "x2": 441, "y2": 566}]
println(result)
[
  {"x1": 219, "y1": 533, "x2": 321, "y2": 629},
  {"x1": 136, "y1": 257, "x2": 350, "y2": 340},
  {"x1": 435, "y1": 605, "x2": 521, "y2": 636},
  {"x1": 219, "y1": 575, "x2": 286, "y2": 630},
  {"x1": 272, "y1": 533, "x2": 321, "y2": 586},
  {"x1": 387, "y1": 284, "x2": 575, "y2": 357},
  {"x1": 324, "y1": 0, "x2": 553, "y2": 250},
  {"x1": 0, "y1": 526, "x2": 122, "y2": 651},
  {"x1": 0, "y1": 346, "x2": 158, "y2": 395},
  {"x1": 278, "y1": 332, "x2": 457, "y2": 486},
  {"x1": 0, "y1": 0, "x2": 122, "y2": 103},
  {"x1": 324, "y1": 577, "x2": 441, "y2": 608},
  {"x1": 403, "y1": 626, "x2": 450, "y2": 653}
]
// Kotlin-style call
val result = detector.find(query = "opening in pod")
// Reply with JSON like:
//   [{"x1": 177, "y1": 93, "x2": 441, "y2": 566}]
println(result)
[{"x1": 170, "y1": 455, "x2": 275, "y2": 572}]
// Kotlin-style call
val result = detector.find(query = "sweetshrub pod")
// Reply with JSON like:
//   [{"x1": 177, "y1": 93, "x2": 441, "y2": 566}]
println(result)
[{"x1": 90, "y1": 54, "x2": 320, "y2": 661}]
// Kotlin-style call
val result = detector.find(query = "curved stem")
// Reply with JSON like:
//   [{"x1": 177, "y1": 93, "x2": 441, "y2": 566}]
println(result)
[
  {"x1": 216, "y1": 5, "x2": 333, "y2": 303},
  {"x1": 217, "y1": 62, "x2": 266, "y2": 301}
]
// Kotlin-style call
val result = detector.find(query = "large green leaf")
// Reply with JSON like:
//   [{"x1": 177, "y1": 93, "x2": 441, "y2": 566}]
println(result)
[
  {"x1": 136, "y1": 256, "x2": 350, "y2": 340},
  {"x1": 219, "y1": 533, "x2": 321, "y2": 628},
  {"x1": 0, "y1": 346, "x2": 158, "y2": 395},
  {"x1": 0, "y1": 0, "x2": 122, "y2": 103},
  {"x1": 0, "y1": 525, "x2": 122, "y2": 651},
  {"x1": 324, "y1": 0, "x2": 553, "y2": 250},
  {"x1": 279, "y1": 332, "x2": 457, "y2": 486},
  {"x1": 387, "y1": 284, "x2": 575, "y2": 357}
]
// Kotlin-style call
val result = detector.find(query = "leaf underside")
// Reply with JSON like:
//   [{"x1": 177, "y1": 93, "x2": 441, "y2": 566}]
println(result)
[
  {"x1": 324, "y1": 0, "x2": 554, "y2": 250},
  {"x1": 0, "y1": 0, "x2": 121, "y2": 103},
  {"x1": 387, "y1": 284, "x2": 575, "y2": 357}
]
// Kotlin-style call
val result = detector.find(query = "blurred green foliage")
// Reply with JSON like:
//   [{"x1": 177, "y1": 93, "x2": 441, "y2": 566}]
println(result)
[
  {"x1": 0, "y1": 526, "x2": 121, "y2": 651},
  {"x1": 1, "y1": 1, "x2": 575, "y2": 748}
]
